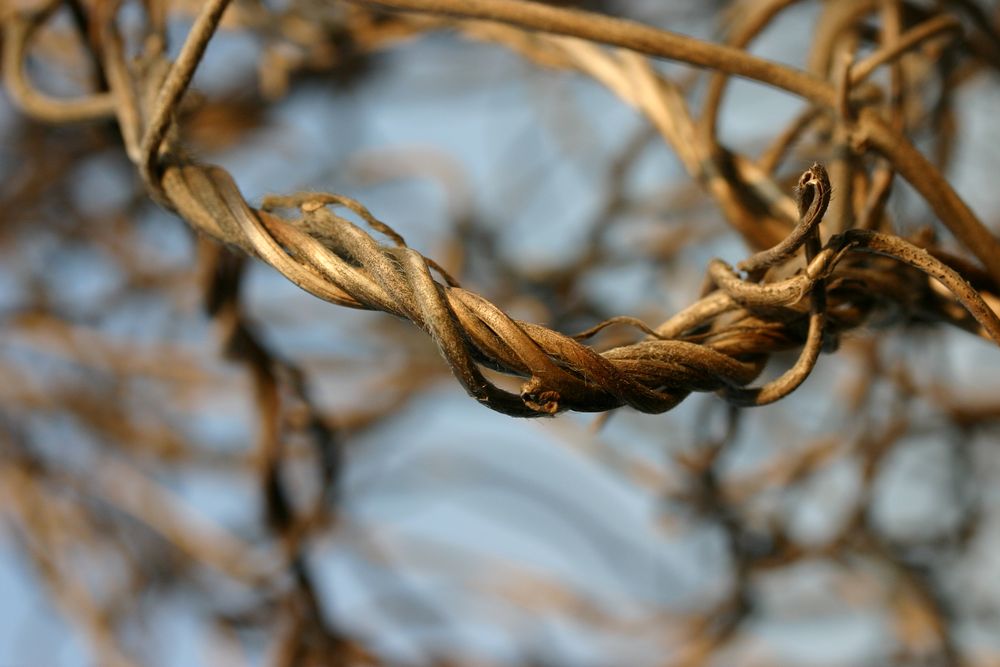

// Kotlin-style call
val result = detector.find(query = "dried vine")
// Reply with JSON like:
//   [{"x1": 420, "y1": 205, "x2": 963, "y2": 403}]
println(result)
[
  {"x1": 4, "y1": 1, "x2": 1000, "y2": 665},
  {"x1": 5, "y1": 0, "x2": 999, "y2": 417}
]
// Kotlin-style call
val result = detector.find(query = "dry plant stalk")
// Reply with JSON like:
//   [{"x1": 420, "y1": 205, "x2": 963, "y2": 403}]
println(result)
[
  {"x1": 4, "y1": 0, "x2": 1000, "y2": 665},
  {"x1": 6, "y1": 0, "x2": 1000, "y2": 417}
]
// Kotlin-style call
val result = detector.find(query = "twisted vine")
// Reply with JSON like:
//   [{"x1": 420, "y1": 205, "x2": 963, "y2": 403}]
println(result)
[{"x1": 5, "y1": 0, "x2": 999, "y2": 418}]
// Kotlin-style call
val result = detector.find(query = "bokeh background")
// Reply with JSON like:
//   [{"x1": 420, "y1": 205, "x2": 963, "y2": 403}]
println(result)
[{"x1": 3, "y1": 1, "x2": 1000, "y2": 665}]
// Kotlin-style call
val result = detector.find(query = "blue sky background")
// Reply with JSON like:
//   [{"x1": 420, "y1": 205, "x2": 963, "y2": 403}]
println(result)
[{"x1": 3, "y1": 3, "x2": 1000, "y2": 665}]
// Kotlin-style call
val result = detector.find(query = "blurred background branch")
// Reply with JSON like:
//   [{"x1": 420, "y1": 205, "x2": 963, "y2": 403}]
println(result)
[{"x1": 2, "y1": 0, "x2": 1000, "y2": 665}]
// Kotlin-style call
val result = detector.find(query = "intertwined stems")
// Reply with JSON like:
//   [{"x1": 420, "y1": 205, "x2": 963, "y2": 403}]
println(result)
[
  {"x1": 357, "y1": 0, "x2": 1000, "y2": 287},
  {"x1": 193, "y1": 160, "x2": 1000, "y2": 415},
  {"x1": 7, "y1": 4, "x2": 1000, "y2": 665},
  {"x1": 4, "y1": 0, "x2": 1000, "y2": 417},
  {"x1": 717, "y1": 165, "x2": 830, "y2": 406},
  {"x1": 705, "y1": 163, "x2": 1000, "y2": 404}
]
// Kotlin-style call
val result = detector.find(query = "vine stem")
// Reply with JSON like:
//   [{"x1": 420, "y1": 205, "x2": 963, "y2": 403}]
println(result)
[
  {"x1": 139, "y1": 0, "x2": 233, "y2": 182},
  {"x1": 358, "y1": 0, "x2": 1000, "y2": 285}
]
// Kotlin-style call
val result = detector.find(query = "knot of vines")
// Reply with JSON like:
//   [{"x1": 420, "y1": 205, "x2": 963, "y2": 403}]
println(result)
[{"x1": 6, "y1": 0, "x2": 1000, "y2": 417}]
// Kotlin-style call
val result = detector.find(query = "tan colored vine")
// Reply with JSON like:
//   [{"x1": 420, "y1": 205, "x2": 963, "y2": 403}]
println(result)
[
  {"x1": 5, "y1": 2, "x2": 1000, "y2": 664},
  {"x1": 5, "y1": 0, "x2": 999, "y2": 417}
]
